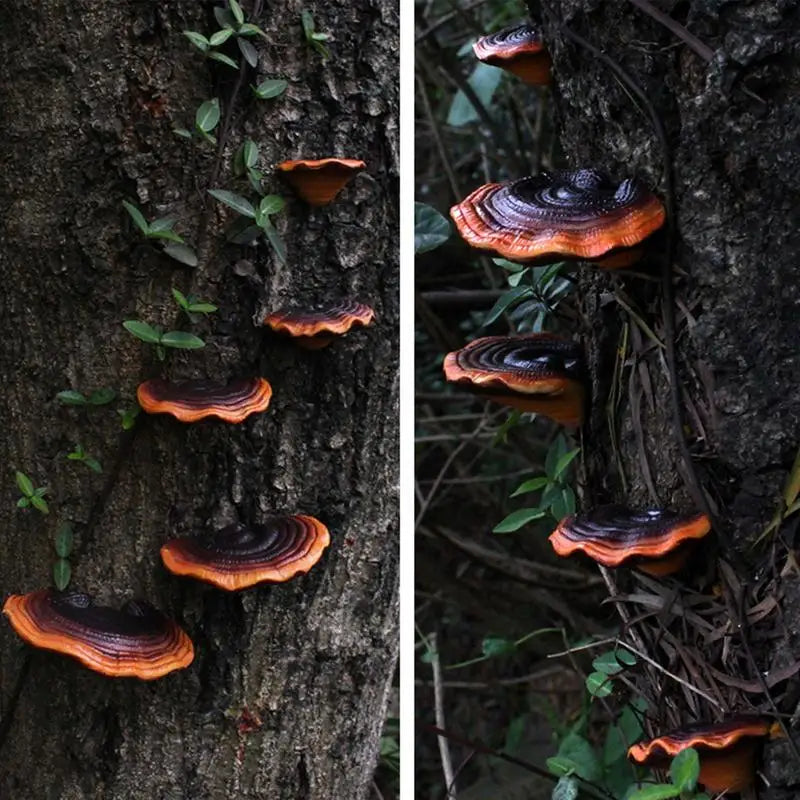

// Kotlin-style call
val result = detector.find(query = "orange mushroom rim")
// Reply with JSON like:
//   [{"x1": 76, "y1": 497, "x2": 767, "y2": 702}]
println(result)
[
  {"x1": 263, "y1": 300, "x2": 375, "y2": 341},
  {"x1": 450, "y1": 168, "x2": 666, "y2": 265},
  {"x1": 275, "y1": 157, "x2": 366, "y2": 174},
  {"x1": 548, "y1": 506, "x2": 712, "y2": 568},
  {"x1": 2, "y1": 589, "x2": 194, "y2": 679}
]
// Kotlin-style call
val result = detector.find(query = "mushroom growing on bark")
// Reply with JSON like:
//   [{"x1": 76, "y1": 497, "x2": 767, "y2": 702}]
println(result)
[
  {"x1": 473, "y1": 23, "x2": 552, "y2": 86},
  {"x1": 548, "y1": 505, "x2": 712, "y2": 576},
  {"x1": 442, "y1": 334, "x2": 585, "y2": 426},
  {"x1": 450, "y1": 168, "x2": 665, "y2": 267},
  {"x1": 160, "y1": 515, "x2": 331, "y2": 591},
  {"x1": 137, "y1": 377, "x2": 272, "y2": 423},
  {"x1": 2, "y1": 589, "x2": 194, "y2": 679},
  {"x1": 263, "y1": 299, "x2": 375, "y2": 349},
  {"x1": 276, "y1": 158, "x2": 366, "y2": 206}
]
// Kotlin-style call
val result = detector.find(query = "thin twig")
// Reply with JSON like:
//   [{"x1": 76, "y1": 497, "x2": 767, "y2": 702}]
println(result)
[{"x1": 430, "y1": 633, "x2": 457, "y2": 798}]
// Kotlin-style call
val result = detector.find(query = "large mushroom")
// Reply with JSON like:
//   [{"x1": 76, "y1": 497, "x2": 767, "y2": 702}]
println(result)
[
  {"x1": 450, "y1": 168, "x2": 665, "y2": 268},
  {"x1": 473, "y1": 23, "x2": 552, "y2": 86},
  {"x1": 443, "y1": 334, "x2": 585, "y2": 426},
  {"x1": 276, "y1": 158, "x2": 366, "y2": 206},
  {"x1": 137, "y1": 377, "x2": 272, "y2": 423},
  {"x1": 2, "y1": 589, "x2": 194, "y2": 679},
  {"x1": 548, "y1": 505, "x2": 711, "y2": 576},
  {"x1": 160, "y1": 515, "x2": 331, "y2": 591},
  {"x1": 263, "y1": 299, "x2": 375, "y2": 349},
  {"x1": 628, "y1": 716, "x2": 780, "y2": 794}
]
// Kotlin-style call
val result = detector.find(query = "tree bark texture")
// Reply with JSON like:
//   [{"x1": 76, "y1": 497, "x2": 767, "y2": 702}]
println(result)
[
  {"x1": 0, "y1": 1, "x2": 398, "y2": 798},
  {"x1": 527, "y1": 1, "x2": 800, "y2": 795}
]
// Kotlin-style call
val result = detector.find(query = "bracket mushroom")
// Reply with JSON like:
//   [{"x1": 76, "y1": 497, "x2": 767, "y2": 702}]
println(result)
[
  {"x1": 276, "y1": 158, "x2": 366, "y2": 206},
  {"x1": 450, "y1": 168, "x2": 665, "y2": 268},
  {"x1": 2, "y1": 589, "x2": 194, "y2": 679},
  {"x1": 548, "y1": 505, "x2": 711, "y2": 576},
  {"x1": 443, "y1": 334, "x2": 585, "y2": 426},
  {"x1": 137, "y1": 377, "x2": 272, "y2": 423},
  {"x1": 160, "y1": 515, "x2": 331, "y2": 591},
  {"x1": 263, "y1": 299, "x2": 375, "y2": 349},
  {"x1": 473, "y1": 23, "x2": 552, "y2": 86}
]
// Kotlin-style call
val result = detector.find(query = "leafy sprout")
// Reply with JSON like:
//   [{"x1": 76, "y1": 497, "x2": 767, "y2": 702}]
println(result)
[
  {"x1": 56, "y1": 388, "x2": 116, "y2": 407},
  {"x1": 15, "y1": 471, "x2": 49, "y2": 515},
  {"x1": 66, "y1": 444, "x2": 102, "y2": 474},
  {"x1": 121, "y1": 201, "x2": 198, "y2": 267},
  {"x1": 172, "y1": 288, "x2": 218, "y2": 317},
  {"x1": 301, "y1": 10, "x2": 331, "y2": 59},
  {"x1": 251, "y1": 78, "x2": 288, "y2": 101},
  {"x1": 53, "y1": 521, "x2": 74, "y2": 591},
  {"x1": 208, "y1": 188, "x2": 286, "y2": 263},
  {"x1": 123, "y1": 320, "x2": 205, "y2": 361},
  {"x1": 174, "y1": 98, "x2": 221, "y2": 152},
  {"x1": 184, "y1": 1, "x2": 268, "y2": 70}
]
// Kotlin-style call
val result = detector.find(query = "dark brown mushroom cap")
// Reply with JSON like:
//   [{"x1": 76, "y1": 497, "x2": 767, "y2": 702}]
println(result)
[
  {"x1": 443, "y1": 334, "x2": 585, "y2": 426},
  {"x1": 160, "y1": 515, "x2": 331, "y2": 591},
  {"x1": 628, "y1": 716, "x2": 780, "y2": 793},
  {"x1": 137, "y1": 377, "x2": 272, "y2": 423},
  {"x1": 2, "y1": 589, "x2": 194, "y2": 679},
  {"x1": 276, "y1": 158, "x2": 366, "y2": 206},
  {"x1": 450, "y1": 168, "x2": 665, "y2": 266},
  {"x1": 473, "y1": 23, "x2": 551, "y2": 86},
  {"x1": 263, "y1": 299, "x2": 374, "y2": 346},
  {"x1": 549, "y1": 505, "x2": 711, "y2": 575}
]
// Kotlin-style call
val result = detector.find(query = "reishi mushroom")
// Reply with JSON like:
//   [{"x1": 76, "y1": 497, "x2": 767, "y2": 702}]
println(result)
[
  {"x1": 548, "y1": 505, "x2": 712, "y2": 576},
  {"x1": 160, "y1": 515, "x2": 331, "y2": 591},
  {"x1": 473, "y1": 23, "x2": 552, "y2": 86},
  {"x1": 137, "y1": 377, "x2": 272, "y2": 423},
  {"x1": 276, "y1": 158, "x2": 366, "y2": 206},
  {"x1": 450, "y1": 168, "x2": 665, "y2": 268},
  {"x1": 2, "y1": 589, "x2": 194, "y2": 679},
  {"x1": 442, "y1": 334, "x2": 585, "y2": 426},
  {"x1": 628, "y1": 716, "x2": 781, "y2": 794},
  {"x1": 263, "y1": 299, "x2": 375, "y2": 349}
]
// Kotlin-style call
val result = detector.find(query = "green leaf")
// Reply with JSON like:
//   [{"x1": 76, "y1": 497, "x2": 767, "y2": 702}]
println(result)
[
  {"x1": 261, "y1": 219, "x2": 286, "y2": 264},
  {"x1": 85, "y1": 458, "x2": 103, "y2": 474},
  {"x1": 554, "y1": 448, "x2": 580, "y2": 480},
  {"x1": 259, "y1": 194, "x2": 284, "y2": 216},
  {"x1": 510, "y1": 476, "x2": 549, "y2": 497},
  {"x1": 545, "y1": 434, "x2": 569, "y2": 479},
  {"x1": 670, "y1": 748, "x2": 699, "y2": 792},
  {"x1": 592, "y1": 652, "x2": 624, "y2": 675},
  {"x1": 67, "y1": 451, "x2": 83, "y2": 461},
  {"x1": 549, "y1": 487, "x2": 575, "y2": 522},
  {"x1": 208, "y1": 189, "x2": 256, "y2": 218},
  {"x1": 54, "y1": 522, "x2": 74, "y2": 558},
  {"x1": 493, "y1": 257, "x2": 526, "y2": 273},
  {"x1": 585, "y1": 671, "x2": 613, "y2": 698},
  {"x1": 214, "y1": 6, "x2": 236, "y2": 28},
  {"x1": 146, "y1": 228, "x2": 184, "y2": 243},
  {"x1": 447, "y1": 62, "x2": 504, "y2": 127},
  {"x1": 252, "y1": 78, "x2": 288, "y2": 99},
  {"x1": 171, "y1": 287, "x2": 189, "y2": 310},
  {"x1": 617, "y1": 648, "x2": 637, "y2": 667},
  {"x1": 56, "y1": 390, "x2": 87, "y2": 406},
  {"x1": 16, "y1": 497, "x2": 30, "y2": 508},
  {"x1": 31, "y1": 495, "x2": 49, "y2": 514},
  {"x1": 118, "y1": 407, "x2": 140, "y2": 431},
  {"x1": 548, "y1": 732, "x2": 602, "y2": 782},
  {"x1": 209, "y1": 28, "x2": 234, "y2": 47},
  {"x1": 123, "y1": 320, "x2": 162, "y2": 344},
  {"x1": 481, "y1": 637, "x2": 516, "y2": 657},
  {"x1": 146, "y1": 216, "x2": 177, "y2": 234},
  {"x1": 552, "y1": 776, "x2": 579, "y2": 800},
  {"x1": 195, "y1": 98, "x2": 221, "y2": 132},
  {"x1": 89, "y1": 388, "x2": 116, "y2": 406},
  {"x1": 229, "y1": 0, "x2": 244, "y2": 25},
  {"x1": 15, "y1": 471, "x2": 34, "y2": 497},
  {"x1": 493, "y1": 507, "x2": 546, "y2": 533},
  {"x1": 414, "y1": 202, "x2": 452, "y2": 254},
  {"x1": 160, "y1": 331, "x2": 205, "y2": 350},
  {"x1": 483, "y1": 286, "x2": 532, "y2": 327},
  {"x1": 301, "y1": 9, "x2": 315, "y2": 38},
  {"x1": 187, "y1": 302, "x2": 218, "y2": 314},
  {"x1": 53, "y1": 559, "x2": 71, "y2": 591},
  {"x1": 238, "y1": 23, "x2": 265, "y2": 38},
  {"x1": 242, "y1": 139, "x2": 258, "y2": 168},
  {"x1": 246, "y1": 168, "x2": 263, "y2": 192},
  {"x1": 603, "y1": 704, "x2": 644, "y2": 767},
  {"x1": 183, "y1": 30, "x2": 210, "y2": 51},
  {"x1": 122, "y1": 200, "x2": 149, "y2": 235},
  {"x1": 173, "y1": 128, "x2": 193, "y2": 139},
  {"x1": 626, "y1": 785, "x2": 680, "y2": 800},
  {"x1": 209, "y1": 51, "x2": 239, "y2": 69},
  {"x1": 238, "y1": 37, "x2": 258, "y2": 67},
  {"x1": 163, "y1": 243, "x2": 198, "y2": 267}
]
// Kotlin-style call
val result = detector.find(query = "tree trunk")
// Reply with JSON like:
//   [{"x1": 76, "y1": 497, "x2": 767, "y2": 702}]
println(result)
[
  {"x1": 0, "y1": 1, "x2": 398, "y2": 798},
  {"x1": 528, "y1": 1, "x2": 800, "y2": 795}
]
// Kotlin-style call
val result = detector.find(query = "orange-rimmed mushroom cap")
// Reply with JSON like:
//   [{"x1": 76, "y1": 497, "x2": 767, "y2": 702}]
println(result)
[
  {"x1": 473, "y1": 23, "x2": 552, "y2": 86},
  {"x1": 450, "y1": 168, "x2": 665, "y2": 267},
  {"x1": 137, "y1": 377, "x2": 272, "y2": 423},
  {"x1": 628, "y1": 716, "x2": 780, "y2": 793},
  {"x1": 160, "y1": 515, "x2": 331, "y2": 591},
  {"x1": 2, "y1": 589, "x2": 194, "y2": 679},
  {"x1": 263, "y1": 299, "x2": 375, "y2": 349},
  {"x1": 276, "y1": 158, "x2": 366, "y2": 206},
  {"x1": 443, "y1": 334, "x2": 585, "y2": 426},
  {"x1": 549, "y1": 506, "x2": 711, "y2": 576}
]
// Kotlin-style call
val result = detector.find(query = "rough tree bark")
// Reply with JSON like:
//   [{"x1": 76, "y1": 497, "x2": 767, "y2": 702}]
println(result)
[
  {"x1": 0, "y1": 1, "x2": 398, "y2": 798},
  {"x1": 525, "y1": 1, "x2": 800, "y2": 796}
]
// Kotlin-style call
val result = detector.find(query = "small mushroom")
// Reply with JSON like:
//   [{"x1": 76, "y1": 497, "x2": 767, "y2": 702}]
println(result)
[
  {"x1": 160, "y1": 515, "x2": 331, "y2": 591},
  {"x1": 137, "y1": 377, "x2": 272, "y2": 423},
  {"x1": 628, "y1": 716, "x2": 780, "y2": 794},
  {"x1": 548, "y1": 505, "x2": 711, "y2": 576},
  {"x1": 263, "y1": 299, "x2": 375, "y2": 349},
  {"x1": 2, "y1": 589, "x2": 194, "y2": 679},
  {"x1": 473, "y1": 23, "x2": 552, "y2": 86},
  {"x1": 450, "y1": 168, "x2": 665, "y2": 267},
  {"x1": 276, "y1": 158, "x2": 366, "y2": 206},
  {"x1": 442, "y1": 334, "x2": 585, "y2": 426}
]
